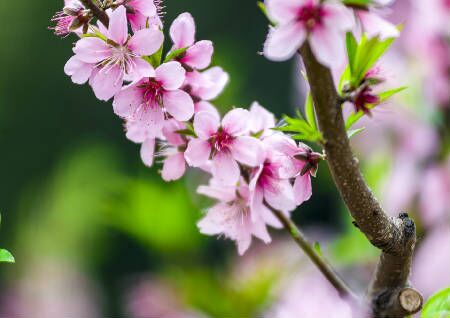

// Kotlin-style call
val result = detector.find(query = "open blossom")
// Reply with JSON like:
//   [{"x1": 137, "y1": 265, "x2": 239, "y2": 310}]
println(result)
[
  {"x1": 184, "y1": 109, "x2": 265, "y2": 185},
  {"x1": 169, "y1": 13, "x2": 214, "y2": 70},
  {"x1": 113, "y1": 61, "x2": 194, "y2": 142},
  {"x1": 264, "y1": 0, "x2": 354, "y2": 67},
  {"x1": 69, "y1": 6, "x2": 164, "y2": 101},
  {"x1": 120, "y1": 0, "x2": 163, "y2": 31},
  {"x1": 197, "y1": 179, "x2": 271, "y2": 255}
]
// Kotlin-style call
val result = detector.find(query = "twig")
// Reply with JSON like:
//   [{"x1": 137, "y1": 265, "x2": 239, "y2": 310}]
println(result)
[
  {"x1": 298, "y1": 43, "x2": 422, "y2": 317},
  {"x1": 267, "y1": 204, "x2": 358, "y2": 301},
  {"x1": 80, "y1": 0, "x2": 109, "y2": 26}
]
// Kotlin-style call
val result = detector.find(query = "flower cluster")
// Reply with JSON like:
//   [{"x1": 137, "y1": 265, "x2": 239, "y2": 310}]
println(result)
[{"x1": 51, "y1": 0, "x2": 323, "y2": 254}]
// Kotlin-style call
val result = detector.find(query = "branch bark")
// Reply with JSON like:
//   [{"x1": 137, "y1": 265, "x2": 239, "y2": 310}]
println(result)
[
  {"x1": 299, "y1": 43, "x2": 422, "y2": 317},
  {"x1": 80, "y1": 0, "x2": 109, "y2": 26},
  {"x1": 268, "y1": 204, "x2": 357, "y2": 300}
]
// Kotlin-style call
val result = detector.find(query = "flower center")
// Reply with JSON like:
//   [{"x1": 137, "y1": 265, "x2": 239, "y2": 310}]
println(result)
[
  {"x1": 297, "y1": 4, "x2": 325, "y2": 31},
  {"x1": 139, "y1": 80, "x2": 164, "y2": 108},
  {"x1": 354, "y1": 87, "x2": 379, "y2": 115},
  {"x1": 210, "y1": 129, "x2": 235, "y2": 153}
]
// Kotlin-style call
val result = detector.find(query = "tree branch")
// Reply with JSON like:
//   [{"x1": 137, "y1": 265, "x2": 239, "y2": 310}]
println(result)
[
  {"x1": 267, "y1": 204, "x2": 357, "y2": 301},
  {"x1": 298, "y1": 43, "x2": 422, "y2": 317},
  {"x1": 80, "y1": 0, "x2": 109, "y2": 26}
]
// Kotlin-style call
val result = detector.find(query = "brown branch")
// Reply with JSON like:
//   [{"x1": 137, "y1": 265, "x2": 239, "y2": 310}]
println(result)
[
  {"x1": 298, "y1": 43, "x2": 422, "y2": 317},
  {"x1": 80, "y1": 0, "x2": 109, "y2": 26},
  {"x1": 268, "y1": 204, "x2": 357, "y2": 301}
]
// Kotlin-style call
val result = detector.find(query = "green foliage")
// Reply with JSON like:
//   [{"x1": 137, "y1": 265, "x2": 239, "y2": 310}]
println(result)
[
  {"x1": 422, "y1": 288, "x2": 450, "y2": 318},
  {"x1": 347, "y1": 127, "x2": 366, "y2": 139},
  {"x1": 341, "y1": 0, "x2": 372, "y2": 6},
  {"x1": 257, "y1": 1, "x2": 275, "y2": 26},
  {"x1": 275, "y1": 94, "x2": 323, "y2": 143},
  {"x1": 164, "y1": 47, "x2": 189, "y2": 63},
  {"x1": 341, "y1": 32, "x2": 398, "y2": 91},
  {"x1": 0, "y1": 249, "x2": 15, "y2": 263},
  {"x1": 145, "y1": 45, "x2": 164, "y2": 68}
]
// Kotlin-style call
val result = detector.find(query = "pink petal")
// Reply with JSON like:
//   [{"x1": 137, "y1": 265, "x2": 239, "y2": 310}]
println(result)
[
  {"x1": 89, "y1": 66, "x2": 123, "y2": 101},
  {"x1": 266, "y1": 0, "x2": 306, "y2": 24},
  {"x1": 249, "y1": 101, "x2": 276, "y2": 134},
  {"x1": 197, "y1": 184, "x2": 236, "y2": 203},
  {"x1": 181, "y1": 40, "x2": 214, "y2": 70},
  {"x1": 112, "y1": 83, "x2": 142, "y2": 118},
  {"x1": 222, "y1": 108, "x2": 251, "y2": 136},
  {"x1": 211, "y1": 152, "x2": 241, "y2": 185},
  {"x1": 129, "y1": 0, "x2": 157, "y2": 17},
  {"x1": 126, "y1": 57, "x2": 155, "y2": 82},
  {"x1": 162, "y1": 153, "x2": 186, "y2": 181},
  {"x1": 125, "y1": 107, "x2": 165, "y2": 142},
  {"x1": 140, "y1": 138, "x2": 156, "y2": 167},
  {"x1": 193, "y1": 111, "x2": 220, "y2": 140},
  {"x1": 155, "y1": 61, "x2": 186, "y2": 90},
  {"x1": 259, "y1": 203, "x2": 283, "y2": 229},
  {"x1": 293, "y1": 174, "x2": 312, "y2": 205},
  {"x1": 163, "y1": 90, "x2": 194, "y2": 121},
  {"x1": 169, "y1": 12, "x2": 196, "y2": 48},
  {"x1": 232, "y1": 136, "x2": 265, "y2": 167},
  {"x1": 162, "y1": 119, "x2": 186, "y2": 146},
  {"x1": 323, "y1": 3, "x2": 355, "y2": 32},
  {"x1": 73, "y1": 37, "x2": 111, "y2": 63},
  {"x1": 237, "y1": 236, "x2": 252, "y2": 255},
  {"x1": 358, "y1": 11, "x2": 400, "y2": 40},
  {"x1": 64, "y1": 56, "x2": 94, "y2": 84},
  {"x1": 194, "y1": 67, "x2": 230, "y2": 101},
  {"x1": 309, "y1": 27, "x2": 346, "y2": 68},
  {"x1": 264, "y1": 23, "x2": 306, "y2": 62},
  {"x1": 184, "y1": 139, "x2": 211, "y2": 167},
  {"x1": 195, "y1": 101, "x2": 221, "y2": 118},
  {"x1": 197, "y1": 203, "x2": 233, "y2": 236},
  {"x1": 264, "y1": 179, "x2": 297, "y2": 212},
  {"x1": 108, "y1": 5, "x2": 128, "y2": 45},
  {"x1": 128, "y1": 28, "x2": 164, "y2": 56},
  {"x1": 250, "y1": 217, "x2": 272, "y2": 244}
]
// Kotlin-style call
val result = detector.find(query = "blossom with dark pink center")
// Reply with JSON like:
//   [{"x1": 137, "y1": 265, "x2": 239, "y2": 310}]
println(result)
[
  {"x1": 184, "y1": 109, "x2": 265, "y2": 185},
  {"x1": 113, "y1": 61, "x2": 194, "y2": 143},
  {"x1": 69, "y1": 6, "x2": 164, "y2": 101},
  {"x1": 197, "y1": 179, "x2": 271, "y2": 255},
  {"x1": 264, "y1": 0, "x2": 354, "y2": 67},
  {"x1": 169, "y1": 13, "x2": 214, "y2": 70}
]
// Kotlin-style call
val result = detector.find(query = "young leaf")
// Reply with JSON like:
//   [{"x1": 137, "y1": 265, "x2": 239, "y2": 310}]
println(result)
[
  {"x1": 347, "y1": 127, "x2": 366, "y2": 139},
  {"x1": 313, "y1": 242, "x2": 323, "y2": 257},
  {"x1": 257, "y1": 2, "x2": 276, "y2": 26},
  {"x1": 342, "y1": 0, "x2": 372, "y2": 5},
  {"x1": 145, "y1": 45, "x2": 164, "y2": 68},
  {"x1": 305, "y1": 93, "x2": 317, "y2": 130},
  {"x1": 346, "y1": 32, "x2": 358, "y2": 74},
  {"x1": 346, "y1": 111, "x2": 365, "y2": 130},
  {"x1": 164, "y1": 47, "x2": 189, "y2": 63},
  {"x1": 0, "y1": 249, "x2": 14, "y2": 263},
  {"x1": 421, "y1": 287, "x2": 450, "y2": 318},
  {"x1": 379, "y1": 86, "x2": 407, "y2": 102}
]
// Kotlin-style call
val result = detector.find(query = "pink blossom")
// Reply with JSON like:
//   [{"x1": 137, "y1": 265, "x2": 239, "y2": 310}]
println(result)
[
  {"x1": 50, "y1": 1, "x2": 86, "y2": 37},
  {"x1": 197, "y1": 179, "x2": 271, "y2": 255},
  {"x1": 264, "y1": 0, "x2": 354, "y2": 67},
  {"x1": 265, "y1": 135, "x2": 314, "y2": 205},
  {"x1": 122, "y1": 0, "x2": 163, "y2": 32},
  {"x1": 70, "y1": 6, "x2": 164, "y2": 101},
  {"x1": 248, "y1": 101, "x2": 276, "y2": 137},
  {"x1": 184, "y1": 109, "x2": 265, "y2": 185},
  {"x1": 113, "y1": 61, "x2": 194, "y2": 142},
  {"x1": 169, "y1": 13, "x2": 214, "y2": 70}
]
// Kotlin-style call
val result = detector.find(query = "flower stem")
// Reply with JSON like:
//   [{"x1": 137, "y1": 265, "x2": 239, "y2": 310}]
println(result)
[
  {"x1": 267, "y1": 204, "x2": 357, "y2": 301},
  {"x1": 80, "y1": 0, "x2": 109, "y2": 26}
]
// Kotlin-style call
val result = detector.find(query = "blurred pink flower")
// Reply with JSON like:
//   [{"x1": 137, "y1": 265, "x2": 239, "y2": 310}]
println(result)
[{"x1": 263, "y1": 0, "x2": 354, "y2": 67}]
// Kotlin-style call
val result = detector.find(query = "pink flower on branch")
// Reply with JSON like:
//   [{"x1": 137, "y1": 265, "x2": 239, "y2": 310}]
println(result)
[
  {"x1": 197, "y1": 179, "x2": 271, "y2": 255},
  {"x1": 184, "y1": 109, "x2": 265, "y2": 185},
  {"x1": 264, "y1": 0, "x2": 354, "y2": 67},
  {"x1": 69, "y1": 6, "x2": 164, "y2": 101},
  {"x1": 169, "y1": 12, "x2": 214, "y2": 71},
  {"x1": 113, "y1": 61, "x2": 194, "y2": 142}
]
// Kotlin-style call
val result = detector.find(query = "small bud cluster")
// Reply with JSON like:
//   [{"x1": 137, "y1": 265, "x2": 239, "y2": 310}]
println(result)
[{"x1": 51, "y1": 0, "x2": 323, "y2": 254}]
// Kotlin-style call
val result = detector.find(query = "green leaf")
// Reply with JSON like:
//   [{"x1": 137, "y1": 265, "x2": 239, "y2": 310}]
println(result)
[
  {"x1": 342, "y1": 0, "x2": 372, "y2": 5},
  {"x1": 347, "y1": 127, "x2": 366, "y2": 139},
  {"x1": 422, "y1": 287, "x2": 450, "y2": 318},
  {"x1": 346, "y1": 32, "x2": 358, "y2": 75},
  {"x1": 164, "y1": 47, "x2": 189, "y2": 63},
  {"x1": 313, "y1": 242, "x2": 323, "y2": 257},
  {"x1": 275, "y1": 115, "x2": 323, "y2": 143},
  {"x1": 345, "y1": 111, "x2": 365, "y2": 130},
  {"x1": 0, "y1": 249, "x2": 15, "y2": 263},
  {"x1": 379, "y1": 86, "x2": 407, "y2": 102},
  {"x1": 338, "y1": 66, "x2": 352, "y2": 93},
  {"x1": 305, "y1": 93, "x2": 317, "y2": 130},
  {"x1": 144, "y1": 45, "x2": 164, "y2": 68}
]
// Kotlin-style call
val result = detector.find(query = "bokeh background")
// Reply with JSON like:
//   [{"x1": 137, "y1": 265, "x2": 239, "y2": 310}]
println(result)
[{"x1": 0, "y1": 0, "x2": 449, "y2": 317}]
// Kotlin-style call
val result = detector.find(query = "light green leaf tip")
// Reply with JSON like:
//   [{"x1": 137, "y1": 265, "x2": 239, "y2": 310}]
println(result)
[
  {"x1": 421, "y1": 287, "x2": 450, "y2": 318},
  {"x1": 0, "y1": 249, "x2": 15, "y2": 263}
]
